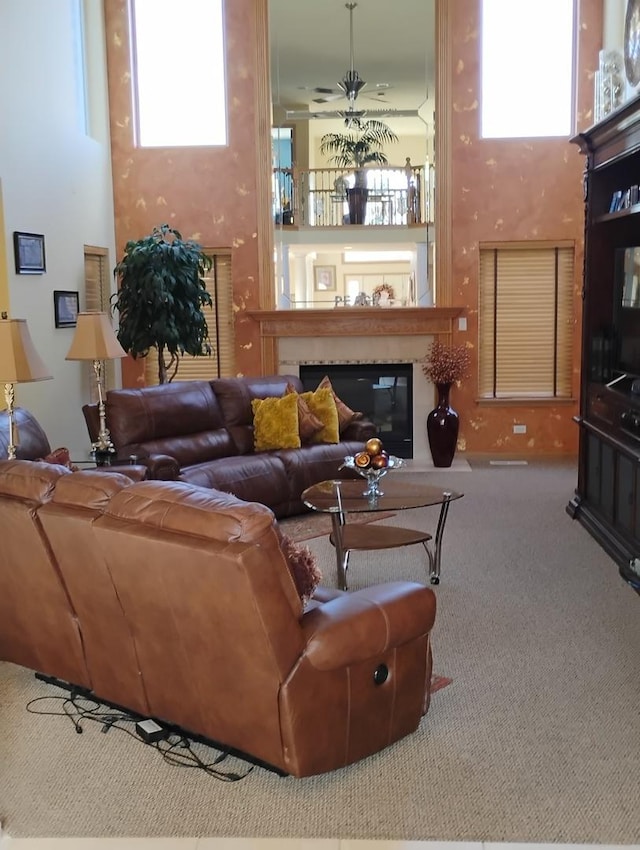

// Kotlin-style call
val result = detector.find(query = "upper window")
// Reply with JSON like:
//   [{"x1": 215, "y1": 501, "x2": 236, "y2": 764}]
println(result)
[
  {"x1": 481, "y1": 0, "x2": 575, "y2": 139},
  {"x1": 130, "y1": 0, "x2": 227, "y2": 147}
]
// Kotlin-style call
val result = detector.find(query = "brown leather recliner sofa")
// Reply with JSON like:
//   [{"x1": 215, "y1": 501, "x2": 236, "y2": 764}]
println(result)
[
  {"x1": 0, "y1": 460, "x2": 437, "y2": 777},
  {"x1": 83, "y1": 374, "x2": 377, "y2": 517},
  {"x1": 0, "y1": 407, "x2": 148, "y2": 479}
]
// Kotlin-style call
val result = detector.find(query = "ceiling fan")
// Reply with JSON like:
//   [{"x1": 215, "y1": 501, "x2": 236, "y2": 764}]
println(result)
[
  {"x1": 338, "y1": 2, "x2": 367, "y2": 109},
  {"x1": 287, "y1": 3, "x2": 419, "y2": 125},
  {"x1": 297, "y1": 3, "x2": 369, "y2": 107}
]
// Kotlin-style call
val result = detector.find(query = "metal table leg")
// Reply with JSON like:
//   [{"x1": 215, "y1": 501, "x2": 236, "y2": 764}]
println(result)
[
  {"x1": 329, "y1": 511, "x2": 350, "y2": 591},
  {"x1": 425, "y1": 491, "x2": 453, "y2": 585}
]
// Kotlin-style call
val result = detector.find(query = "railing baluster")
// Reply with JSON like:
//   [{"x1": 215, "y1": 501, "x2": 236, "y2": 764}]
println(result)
[{"x1": 272, "y1": 165, "x2": 429, "y2": 227}]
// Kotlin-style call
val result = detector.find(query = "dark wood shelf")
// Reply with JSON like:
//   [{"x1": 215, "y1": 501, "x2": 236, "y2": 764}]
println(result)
[
  {"x1": 595, "y1": 203, "x2": 640, "y2": 223},
  {"x1": 571, "y1": 96, "x2": 640, "y2": 590}
]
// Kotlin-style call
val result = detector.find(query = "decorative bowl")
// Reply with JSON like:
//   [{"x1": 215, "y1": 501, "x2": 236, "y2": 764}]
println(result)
[{"x1": 341, "y1": 453, "x2": 404, "y2": 497}]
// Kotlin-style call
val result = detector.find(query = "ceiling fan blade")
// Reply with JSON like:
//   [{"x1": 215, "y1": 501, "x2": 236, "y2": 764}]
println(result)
[
  {"x1": 312, "y1": 93, "x2": 345, "y2": 103},
  {"x1": 284, "y1": 107, "x2": 421, "y2": 121}
]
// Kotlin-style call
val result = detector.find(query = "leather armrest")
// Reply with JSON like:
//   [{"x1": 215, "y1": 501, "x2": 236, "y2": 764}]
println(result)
[
  {"x1": 99, "y1": 464, "x2": 148, "y2": 482},
  {"x1": 301, "y1": 581, "x2": 436, "y2": 671},
  {"x1": 341, "y1": 418, "x2": 377, "y2": 441},
  {"x1": 132, "y1": 453, "x2": 180, "y2": 480}
]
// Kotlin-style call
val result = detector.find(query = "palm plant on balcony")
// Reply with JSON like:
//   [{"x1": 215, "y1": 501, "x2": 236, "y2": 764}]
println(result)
[{"x1": 319, "y1": 119, "x2": 399, "y2": 224}]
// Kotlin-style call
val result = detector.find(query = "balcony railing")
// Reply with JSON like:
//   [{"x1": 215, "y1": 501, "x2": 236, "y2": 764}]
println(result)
[{"x1": 273, "y1": 164, "x2": 429, "y2": 228}]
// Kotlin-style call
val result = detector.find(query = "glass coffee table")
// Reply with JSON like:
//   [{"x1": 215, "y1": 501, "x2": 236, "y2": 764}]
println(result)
[{"x1": 302, "y1": 477, "x2": 463, "y2": 591}]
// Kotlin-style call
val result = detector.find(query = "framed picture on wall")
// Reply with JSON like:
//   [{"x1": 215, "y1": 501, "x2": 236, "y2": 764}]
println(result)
[
  {"x1": 314, "y1": 265, "x2": 336, "y2": 291},
  {"x1": 13, "y1": 231, "x2": 46, "y2": 274},
  {"x1": 53, "y1": 290, "x2": 80, "y2": 328}
]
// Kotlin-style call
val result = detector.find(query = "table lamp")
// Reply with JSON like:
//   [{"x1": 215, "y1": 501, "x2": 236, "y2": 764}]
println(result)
[
  {"x1": 0, "y1": 317, "x2": 53, "y2": 459},
  {"x1": 65, "y1": 311, "x2": 126, "y2": 458}
]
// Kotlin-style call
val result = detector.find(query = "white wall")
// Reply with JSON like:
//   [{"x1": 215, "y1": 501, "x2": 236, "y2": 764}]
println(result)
[
  {"x1": 603, "y1": 0, "x2": 625, "y2": 49},
  {"x1": 0, "y1": 0, "x2": 117, "y2": 457}
]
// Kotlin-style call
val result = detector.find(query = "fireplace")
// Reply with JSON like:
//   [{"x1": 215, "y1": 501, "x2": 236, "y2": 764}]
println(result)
[{"x1": 300, "y1": 363, "x2": 413, "y2": 458}]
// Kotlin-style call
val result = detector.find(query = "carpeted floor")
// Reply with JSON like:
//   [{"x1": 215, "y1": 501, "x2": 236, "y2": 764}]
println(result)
[
  {"x1": 279, "y1": 509, "x2": 396, "y2": 541},
  {"x1": 1, "y1": 459, "x2": 640, "y2": 841}
]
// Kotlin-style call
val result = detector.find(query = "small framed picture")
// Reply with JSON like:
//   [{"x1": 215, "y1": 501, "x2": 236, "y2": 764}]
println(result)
[
  {"x1": 314, "y1": 265, "x2": 336, "y2": 291},
  {"x1": 13, "y1": 231, "x2": 46, "y2": 274},
  {"x1": 53, "y1": 290, "x2": 80, "y2": 328}
]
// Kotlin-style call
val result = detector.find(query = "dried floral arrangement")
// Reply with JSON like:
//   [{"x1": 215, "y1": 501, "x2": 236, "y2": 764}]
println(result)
[
  {"x1": 373, "y1": 282, "x2": 395, "y2": 302},
  {"x1": 422, "y1": 339, "x2": 471, "y2": 385}
]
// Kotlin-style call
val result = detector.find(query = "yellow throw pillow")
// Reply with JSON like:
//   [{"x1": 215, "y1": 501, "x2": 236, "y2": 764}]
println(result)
[
  {"x1": 301, "y1": 387, "x2": 340, "y2": 444},
  {"x1": 251, "y1": 394, "x2": 301, "y2": 451}
]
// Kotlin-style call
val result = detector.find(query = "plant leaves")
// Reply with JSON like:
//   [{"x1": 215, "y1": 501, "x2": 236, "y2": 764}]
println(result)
[{"x1": 112, "y1": 224, "x2": 213, "y2": 382}]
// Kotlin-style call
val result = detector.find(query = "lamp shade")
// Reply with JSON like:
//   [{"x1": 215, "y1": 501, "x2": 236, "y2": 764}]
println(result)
[
  {"x1": 0, "y1": 318, "x2": 52, "y2": 383},
  {"x1": 66, "y1": 312, "x2": 127, "y2": 361}
]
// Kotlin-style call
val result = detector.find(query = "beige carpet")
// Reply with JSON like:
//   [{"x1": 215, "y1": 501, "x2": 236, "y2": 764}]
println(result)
[
  {"x1": 1, "y1": 459, "x2": 640, "y2": 841},
  {"x1": 279, "y1": 509, "x2": 396, "y2": 541}
]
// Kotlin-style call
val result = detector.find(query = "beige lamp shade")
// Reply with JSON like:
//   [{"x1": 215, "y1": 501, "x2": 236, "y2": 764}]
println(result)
[
  {"x1": 65, "y1": 312, "x2": 127, "y2": 361},
  {"x1": 0, "y1": 318, "x2": 52, "y2": 383}
]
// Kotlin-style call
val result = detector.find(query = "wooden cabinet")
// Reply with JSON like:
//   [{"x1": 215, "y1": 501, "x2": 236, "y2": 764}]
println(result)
[{"x1": 569, "y1": 96, "x2": 640, "y2": 591}]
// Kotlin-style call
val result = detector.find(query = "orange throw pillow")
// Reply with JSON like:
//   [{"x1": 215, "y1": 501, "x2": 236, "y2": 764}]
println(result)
[
  {"x1": 278, "y1": 530, "x2": 323, "y2": 605},
  {"x1": 317, "y1": 375, "x2": 363, "y2": 433},
  {"x1": 285, "y1": 383, "x2": 324, "y2": 444}
]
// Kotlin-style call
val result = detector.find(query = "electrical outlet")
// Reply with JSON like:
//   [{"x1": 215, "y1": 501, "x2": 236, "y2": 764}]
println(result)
[
  {"x1": 458, "y1": 317, "x2": 467, "y2": 331},
  {"x1": 513, "y1": 424, "x2": 527, "y2": 434}
]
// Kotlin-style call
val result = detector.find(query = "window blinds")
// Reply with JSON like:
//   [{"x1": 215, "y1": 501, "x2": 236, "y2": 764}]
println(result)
[{"x1": 479, "y1": 244, "x2": 574, "y2": 398}]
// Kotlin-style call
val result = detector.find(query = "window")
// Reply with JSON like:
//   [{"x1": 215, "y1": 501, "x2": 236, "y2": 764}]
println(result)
[
  {"x1": 479, "y1": 244, "x2": 574, "y2": 398},
  {"x1": 344, "y1": 250, "x2": 413, "y2": 263},
  {"x1": 481, "y1": 0, "x2": 575, "y2": 138},
  {"x1": 130, "y1": 0, "x2": 227, "y2": 147},
  {"x1": 144, "y1": 251, "x2": 235, "y2": 386}
]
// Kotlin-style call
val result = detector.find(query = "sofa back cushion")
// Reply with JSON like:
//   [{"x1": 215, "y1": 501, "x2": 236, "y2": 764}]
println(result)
[
  {"x1": 105, "y1": 381, "x2": 236, "y2": 465},
  {"x1": 212, "y1": 375, "x2": 302, "y2": 454},
  {"x1": 0, "y1": 461, "x2": 90, "y2": 688},
  {"x1": 93, "y1": 479, "x2": 306, "y2": 766},
  {"x1": 38, "y1": 469, "x2": 151, "y2": 715}
]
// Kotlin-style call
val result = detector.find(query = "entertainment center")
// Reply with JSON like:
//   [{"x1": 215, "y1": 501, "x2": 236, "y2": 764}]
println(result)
[{"x1": 569, "y1": 94, "x2": 640, "y2": 590}]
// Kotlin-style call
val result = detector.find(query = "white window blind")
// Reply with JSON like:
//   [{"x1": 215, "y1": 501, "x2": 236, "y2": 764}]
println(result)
[
  {"x1": 145, "y1": 251, "x2": 235, "y2": 386},
  {"x1": 479, "y1": 244, "x2": 574, "y2": 398}
]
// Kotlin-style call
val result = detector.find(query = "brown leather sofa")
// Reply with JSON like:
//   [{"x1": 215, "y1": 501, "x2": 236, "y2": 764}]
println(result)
[
  {"x1": 0, "y1": 460, "x2": 437, "y2": 777},
  {"x1": 0, "y1": 407, "x2": 59, "y2": 460},
  {"x1": 0, "y1": 407, "x2": 148, "y2": 479},
  {"x1": 83, "y1": 375, "x2": 377, "y2": 517}
]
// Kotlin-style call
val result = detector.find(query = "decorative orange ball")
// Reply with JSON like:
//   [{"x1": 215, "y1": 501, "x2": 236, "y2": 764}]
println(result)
[
  {"x1": 354, "y1": 451, "x2": 371, "y2": 468},
  {"x1": 365, "y1": 437, "x2": 383, "y2": 456},
  {"x1": 370, "y1": 452, "x2": 389, "y2": 469}
]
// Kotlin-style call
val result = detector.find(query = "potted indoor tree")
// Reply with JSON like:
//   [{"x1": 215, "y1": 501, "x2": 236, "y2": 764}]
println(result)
[
  {"x1": 112, "y1": 224, "x2": 213, "y2": 384},
  {"x1": 319, "y1": 119, "x2": 399, "y2": 224}
]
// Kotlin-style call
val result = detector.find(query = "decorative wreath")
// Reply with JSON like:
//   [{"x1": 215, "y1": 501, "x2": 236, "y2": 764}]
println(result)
[{"x1": 373, "y1": 282, "x2": 395, "y2": 301}]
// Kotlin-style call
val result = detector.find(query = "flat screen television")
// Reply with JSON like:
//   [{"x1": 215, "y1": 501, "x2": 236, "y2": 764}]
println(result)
[{"x1": 614, "y1": 246, "x2": 640, "y2": 377}]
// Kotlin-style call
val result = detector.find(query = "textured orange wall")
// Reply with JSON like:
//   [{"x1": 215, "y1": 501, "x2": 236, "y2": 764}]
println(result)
[
  {"x1": 103, "y1": 0, "x2": 271, "y2": 385},
  {"x1": 445, "y1": 0, "x2": 601, "y2": 455},
  {"x1": 103, "y1": 0, "x2": 601, "y2": 457}
]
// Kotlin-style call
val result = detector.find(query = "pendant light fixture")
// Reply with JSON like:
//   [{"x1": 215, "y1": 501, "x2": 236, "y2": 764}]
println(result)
[{"x1": 337, "y1": 3, "x2": 367, "y2": 107}]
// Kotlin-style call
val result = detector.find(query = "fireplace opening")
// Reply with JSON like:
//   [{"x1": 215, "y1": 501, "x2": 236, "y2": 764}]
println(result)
[{"x1": 299, "y1": 363, "x2": 413, "y2": 458}]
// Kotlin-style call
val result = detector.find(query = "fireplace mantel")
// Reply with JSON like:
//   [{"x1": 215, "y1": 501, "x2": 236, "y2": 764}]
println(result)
[{"x1": 246, "y1": 307, "x2": 463, "y2": 372}]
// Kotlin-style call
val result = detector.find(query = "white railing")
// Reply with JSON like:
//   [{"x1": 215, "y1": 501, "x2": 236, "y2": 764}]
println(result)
[{"x1": 273, "y1": 164, "x2": 428, "y2": 227}]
